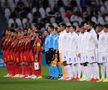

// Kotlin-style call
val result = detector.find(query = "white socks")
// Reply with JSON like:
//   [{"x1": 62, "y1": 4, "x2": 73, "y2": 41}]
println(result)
[
  {"x1": 90, "y1": 63, "x2": 99, "y2": 79},
  {"x1": 100, "y1": 63, "x2": 106, "y2": 79},
  {"x1": 105, "y1": 62, "x2": 108, "y2": 78},
  {"x1": 72, "y1": 64, "x2": 78, "y2": 78},
  {"x1": 77, "y1": 64, "x2": 82, "y2": 78},
  {"x1": 64, "y1": 65, "x2": 73, "y2": 78},
  {"x1": 82, "y1": 66, "x2": 89, "y2": 79}
]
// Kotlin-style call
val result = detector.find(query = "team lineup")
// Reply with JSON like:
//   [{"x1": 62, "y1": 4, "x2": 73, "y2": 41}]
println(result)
[
  {"x1": 1, "y1": 24, "x2": 42, "y2": 79},
  {"x1": 1, "y1": 22, "x2": 108, "y2": 82}
]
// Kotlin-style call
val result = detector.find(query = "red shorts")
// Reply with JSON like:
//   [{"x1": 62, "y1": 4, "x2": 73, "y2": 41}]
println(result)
[
  {"x1": 3, "y1": 50, "x2": 7, "y2": 63},
  {"x1": 7, "y1": 50, "x2": 11, "y2": 62},
  {"x1": 23, "y1": 50, "x2": 28, "y2": 62},
  {"x1": 25, "y1": 50, "x2": 30, "y2": 62},
  {"x1": 20, "y1": 51, "x2": 24, "y2": 62},
  {"x1": 29, "y1": 50, "x2": 34, "y2": 62},
  {"x1": 15, "y1": 52, "x2": 20, "y2": 63}
]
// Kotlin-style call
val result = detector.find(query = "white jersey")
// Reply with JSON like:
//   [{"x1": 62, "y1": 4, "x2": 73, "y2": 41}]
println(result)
[
  {"x1": 62, "y1": 32, "x2": 69, "y2": 52},
  {"x1": 67, "y1": 32, "x2": 78, "y2": 64},
  {"x1": 85, "y1": 29, "x2": 98, "y2": 63},
  {"x1": 66, "y1": 32, "x2": 71, "y2": 52},
  {"x1": 67, "y1": 32, "x2": 78, "y2": 52},
  {"x1": 106, "y1": 33, "x2": 108, "y2": 53},
  {"x1": 80, "y1": 32, "x2": 88, "y2": 53},
  {"x1": 77, "y1": 32, "x2": 84, "y2": 53},
  {"x1": 79, "y1": 32, "x2": 88, "y2": 63},
  {"x1": 77, "y1": 32, "x2": 83, "y2": 63},
  {"x1": 98, "y1": 32, "x2": 108, "y2": 63},
  {"x1": 85, "y1": 30, "x2": 98, "y2": 52},
  {"x1": 98, "y1": 32, "x2": 108, "y2": 53},
  {"x1": 78, "y1": 30, "x2": 97, "y2": 63},
  {"x1": 58, "y1": 30, "x2": 66, "y2": 53},
  {"x1": 59, "y1": 31, "x2": 70, "y2": 62},
  {"x1": 91, "y1": 28, "x2": 97, "y2": 38},
  {"x1": 70, "y1": 32, "x2": 78, "y2": 52}
]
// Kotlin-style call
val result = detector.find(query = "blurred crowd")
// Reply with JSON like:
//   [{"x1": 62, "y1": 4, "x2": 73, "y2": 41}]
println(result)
[{"x1": 0, "y1": 0, "x2": 108, "y2": 34}]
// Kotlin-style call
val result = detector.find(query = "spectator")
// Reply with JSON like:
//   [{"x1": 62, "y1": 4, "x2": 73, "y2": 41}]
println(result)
[{"x1": 64, "y1": 10, "x2": 72, "y2": 18}]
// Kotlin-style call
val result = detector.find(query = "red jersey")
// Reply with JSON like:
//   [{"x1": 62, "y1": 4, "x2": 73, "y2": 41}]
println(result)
[{"x1": 33, "y1": 37, "x2": 42, "y2": 53}]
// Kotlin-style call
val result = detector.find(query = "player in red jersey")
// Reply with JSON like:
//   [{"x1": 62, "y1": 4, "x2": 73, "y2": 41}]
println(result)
[{"x1": 31, "y1": 31, "x2": 42, "y2": 79}]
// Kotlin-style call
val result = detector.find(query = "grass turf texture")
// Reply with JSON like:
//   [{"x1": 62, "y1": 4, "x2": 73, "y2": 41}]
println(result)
[{"x1": 0, "y1": 67, "x2": 108, "y2": 90}]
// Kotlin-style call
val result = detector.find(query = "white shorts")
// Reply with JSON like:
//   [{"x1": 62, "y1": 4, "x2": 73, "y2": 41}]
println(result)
[
  {"x1": 77, "y1": 57, "x2": 80, "y2": 63},
  {"x1": 86, "y1": 51, "x2": 96, "y2": 63},
  {"x1": 67, "y1": 52, "x2": 78, "y2": 64},
  {"x1": 95, "y1": 49, "x2": 98, "y2": 62},
  {"x1": 107, "y1": 53, "x2": 108, "y2": 63},
  {"x1": 80, "y1": 52, "x2": 87, "y2": 63},
  {"x1": 62, "y1": 51, "x2": 68, "y2": 63},
  {"x1": 98, "y1": 52, "x2": 107, "y2": 63}
]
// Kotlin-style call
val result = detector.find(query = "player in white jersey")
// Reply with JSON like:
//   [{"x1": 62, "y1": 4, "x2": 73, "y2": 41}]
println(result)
[
  {"x1": 61, "y1": 25, "x2": 73, "y2": 80},
  {"x1": 100, "y1": 24, "x2": 108, "y2": 82},
  {"x1": 58, "y1": 24, "x2": 66, "y2": 54},
  {"x1": 83, "y1": 21, "x2": 99, "y2": 82},
  {"x1": 67, "y1": 25, "x2": 79, "y2": 80},
  {"x1": 76, "y1": 25, "x2": 84, "y2": 79},
  {"x1": 77, "y1": 25, "x2": 90, "y2": 81},
  {"x1": 97, "y1": 24, "x2": 107, "y2": 82},
  {"x1": 58, "y1": 23, "x2": 67, "y2": 79}
]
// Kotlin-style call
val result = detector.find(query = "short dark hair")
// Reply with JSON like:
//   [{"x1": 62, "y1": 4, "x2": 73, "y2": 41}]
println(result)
[
  {"x1": 59, "y1": 23, "x2": 66, "y2": 28},
  {"x1": 72, "y1": 25, "x2": 76, "y2": 30},
  {"x1": 78, "y1": 24, "x2": 83, "y2": 28},
  {"x1": 104, "y1": 24, "x2": 108, "y2": 28},
  {"x1": 96, "y1": 24, "x2": 104, "y2": 27},
  {"x1": 84, "y1": 21, "x2": 94, "y2": 26},
  {"x1": 48, "y1": 24, "x2": 54, "y2": 29}
]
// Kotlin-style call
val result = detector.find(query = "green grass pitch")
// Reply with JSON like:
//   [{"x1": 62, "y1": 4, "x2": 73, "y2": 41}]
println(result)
[{"x1": 0, "y1": 67, "x2": 108, "y2": 90}]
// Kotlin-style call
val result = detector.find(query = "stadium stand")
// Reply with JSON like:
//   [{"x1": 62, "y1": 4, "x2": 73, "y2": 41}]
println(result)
[{"x1": 0, "y1": 0, "x2": 108, "y2": 33}]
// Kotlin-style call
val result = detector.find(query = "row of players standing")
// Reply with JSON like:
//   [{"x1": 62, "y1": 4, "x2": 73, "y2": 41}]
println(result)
[
  {"x1": 44, "y1": 22, "x2": 108, "y2": 82},
  {"x1": 1, "y1": 24, "x2": 43, "y2": 79}
]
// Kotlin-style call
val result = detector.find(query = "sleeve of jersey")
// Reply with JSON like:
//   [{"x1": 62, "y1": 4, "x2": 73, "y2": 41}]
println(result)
[
  {"x1": 36, "y1": 39, "x2": 41, "y2": 47},
  {"x1": 58, "y1": 35, "x2": 62, "y2": 52},
  {"x1": 37, "y1": 42, "x2": 41, "y2": 46},
  {"x1": 75, "y1": 35, "x2": 79, "y2": 53},
  {"x1": 92, "y1": 34, "x2": 98, "y2": 48}
]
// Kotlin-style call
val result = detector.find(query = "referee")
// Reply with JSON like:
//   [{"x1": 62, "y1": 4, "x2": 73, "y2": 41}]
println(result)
[{"x1": 44, "y1": 25, "x2": 55, "y2": 79}]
